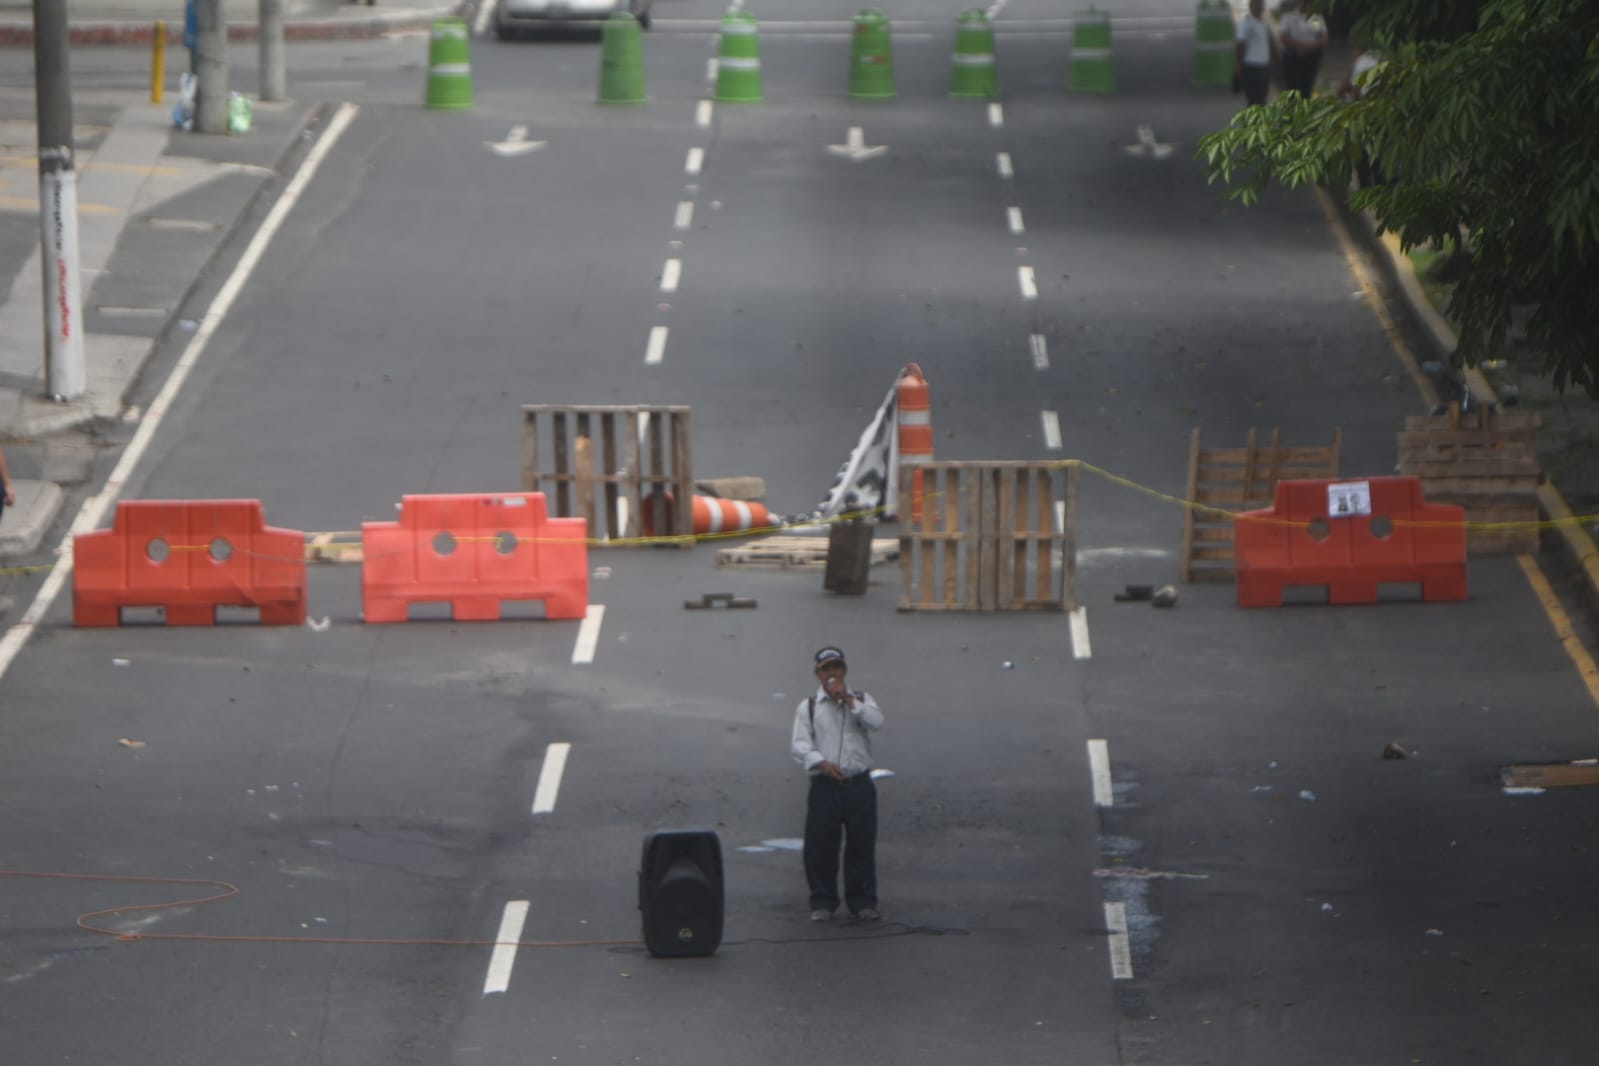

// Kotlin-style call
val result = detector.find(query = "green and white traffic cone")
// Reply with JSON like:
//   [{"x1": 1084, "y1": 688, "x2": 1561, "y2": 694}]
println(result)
[
  {"x1": 1193, "y1": 0, "x2": 1234, "y2": 87},
  {"x1": 1069, "y1": 7, "x2": 1114, "y2": 94},
  {"x1": 849, "y1": 8, "x2": 895, "y2": 100},
  {"x1": 598, "y1": 11, "x2": 647, "y2": 105},
  {"x1": 949, "y1": 9, "x2": 997, "y2": 99},
  {"x1": 716, "y1": 11, "x2": 763, "y2": 103},
  {"x1": 425, "y1": 17, "x2": 472, "y2": 110}
]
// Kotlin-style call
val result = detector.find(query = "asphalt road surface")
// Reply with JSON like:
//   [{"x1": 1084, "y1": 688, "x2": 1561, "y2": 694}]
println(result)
[{"x1": 3, "y1": 3, "x2": 1598, "y2": 1064}]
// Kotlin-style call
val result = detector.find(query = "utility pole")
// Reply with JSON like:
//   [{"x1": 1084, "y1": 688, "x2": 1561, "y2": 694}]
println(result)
[
  {"x1": 259, "y1": 0, "x2": 285, "y2": 102},
  {"x1": 33, "y1": 0, "x2": 84, "y2": 401},
  {"x1": 195, "y1": 0, "x2": 228, "y2": 134}
]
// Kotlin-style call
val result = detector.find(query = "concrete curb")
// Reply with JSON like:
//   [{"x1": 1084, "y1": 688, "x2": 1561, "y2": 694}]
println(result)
[
  {"x1": 1349, "y1": 201, "x2": 1599, "y2": 611},
  {"x1": 0, "y1": 4, "x2": 469, "y2": 46}
]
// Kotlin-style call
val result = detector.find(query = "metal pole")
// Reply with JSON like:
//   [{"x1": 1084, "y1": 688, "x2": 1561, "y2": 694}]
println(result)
[
  {"x1": 152, "y1": 21, "x2": 167, "y2": 103},
  {"x1": 194, "y1": 0, "x2": 228, "y2": 134},
  {"x1": 259, "y1": 0, "x2": 285, "y2": 102},
  {"x1": 33, "y1": 0, "x2": 85, "y2": 401}
]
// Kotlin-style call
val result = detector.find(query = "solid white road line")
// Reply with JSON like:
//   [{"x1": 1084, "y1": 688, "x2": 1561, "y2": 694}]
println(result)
[
  {"x1": 988, "y1": 103, "x2": 1004, "y2": 127},
  {"x1": 482, "y1": 907, "x2": 534, "y2": 997},
  {"x1": 1018, "y1": 265, "x2": 1037, "y2": 299},
  {"x1": 474, "y1": 0, "x2": 497, "y2": 35},
  {"x1": 645, "y1": 326, "x2": 669, "y2": 366},
  {"x1": 1041, "y1": 410, "x2": 1061, "y2": 450},
  {"x1": 573, "y1": 604, "x2": 605, "y2": 663},
  {"x1": 1070, "y1": 605, "x2": 1092, "y2": 660},
  {"x1": 0, "y1": 103, "x2": 360, "y2": 687},
  {"x1": 1104, "y1": 901, "x2": 1133, "y2": 979},
  {"x1": 661, "y1": 258, "x2": 682, "y2": 292},
  {"x1": 531, "y1": 742, "x2": 572, "y2": 815},
  {"x1": 1007, "y1": 206, "x2": 1024, "y2": 234},
  {"x1": 686, "y1": 147, "x2": 705, "y2": 175},
  {"x1": 674, "y1": 200, "x2": 694, "y2": 230},
  {"x1": 996, "y1": 152, "x2": 1013, "y2": 178},
  {"x1": 1087, "y1": 738, "x2": 1113, "y2": 807},
  {"x1": 482, "y1": 900, "x2": 530, "y2": 994},
  {"x1": 696, "y1": 99, "x2": 713, "y2": 127},
  {"x1": 1030, "y1": 333, "x2": 1049, "y2": 370}
]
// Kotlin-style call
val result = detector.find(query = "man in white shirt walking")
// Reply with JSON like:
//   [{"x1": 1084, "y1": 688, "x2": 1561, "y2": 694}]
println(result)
[
  {"x1": 1234, "y1": 0, "x2": 1272, "y2": 107},
  {"x1": 1279, "y1": 0, "x2": 1328, "y2": 97}
]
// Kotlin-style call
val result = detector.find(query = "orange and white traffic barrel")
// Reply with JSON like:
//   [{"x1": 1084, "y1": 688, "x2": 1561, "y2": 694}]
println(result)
[{"x1": 897, "y1": 363, "x2": 933, "y2": 521}]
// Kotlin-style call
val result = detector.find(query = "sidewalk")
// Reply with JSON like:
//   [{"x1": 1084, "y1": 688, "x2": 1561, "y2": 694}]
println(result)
[{"x1": 0, "y1": 0, "x2": 464, "y2": 558}]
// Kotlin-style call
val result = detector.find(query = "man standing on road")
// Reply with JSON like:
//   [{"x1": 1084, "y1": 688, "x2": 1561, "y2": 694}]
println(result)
[
  {"x1": 791, "y1": 646, "x2": 885, "y2": 923},
  {"x1": 1234, "y1": 0, "x2": 1273, "y2": 107}
]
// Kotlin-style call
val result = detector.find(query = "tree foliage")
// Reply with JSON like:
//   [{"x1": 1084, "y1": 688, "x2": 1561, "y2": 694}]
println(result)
[{"x1": 1199, "y1": 0, "x2": 1599, "y2": 396}]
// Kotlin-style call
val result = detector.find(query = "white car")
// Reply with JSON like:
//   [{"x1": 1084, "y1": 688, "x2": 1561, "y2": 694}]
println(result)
[{"x1": 495, "y1": 0, "x2": 654, "y2": 37}]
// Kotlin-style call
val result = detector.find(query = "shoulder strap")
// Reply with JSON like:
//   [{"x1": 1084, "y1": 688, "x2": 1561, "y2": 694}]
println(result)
[{"x1": 808, "y1": 697, "x2": 815, "y2": 732}]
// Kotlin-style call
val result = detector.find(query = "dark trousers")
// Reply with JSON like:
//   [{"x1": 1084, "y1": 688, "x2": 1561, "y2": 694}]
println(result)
[
  {"x1": 803, "y1": 774, "x2": 877, "y2": 913},
  {"x1": 1241, "y1": 63, "x2": 1270, "y2": 107},
  {"x1": 1281, "y1": 50, "x2": 1322, "y2": 97}
]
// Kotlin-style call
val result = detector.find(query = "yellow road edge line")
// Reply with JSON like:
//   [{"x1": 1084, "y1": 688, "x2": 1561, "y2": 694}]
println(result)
[
  {"x1": 1314, "y1": 185, "x2": 1441, "y2": 411},
  {"x1": 1516, "y1": 554, "x2": 1599, "y2": 712}
]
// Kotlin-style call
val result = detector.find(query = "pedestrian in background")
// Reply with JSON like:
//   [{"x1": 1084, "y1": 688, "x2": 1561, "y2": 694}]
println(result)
[
  {"x1": 791, "y1": 646, "x2": 885, "y2": 922},
  {"x1": 1234, "y1": 0, "x2": 1273, "y2": 107},
  {"x1": 1279, "y1": 0, "x2": 1328, "y2": 97},
  {"x1": 0, "y1": 445, "x2": 16, "y2": 525}
]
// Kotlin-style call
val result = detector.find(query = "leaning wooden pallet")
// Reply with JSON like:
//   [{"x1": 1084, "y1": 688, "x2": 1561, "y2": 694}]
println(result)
[
  {"x1": 1397, "y1": 404, "x2": 1540, "y2": 555},
  {"x1": 1181, "y1": 427, "x2": 1341, "y2": 582}
]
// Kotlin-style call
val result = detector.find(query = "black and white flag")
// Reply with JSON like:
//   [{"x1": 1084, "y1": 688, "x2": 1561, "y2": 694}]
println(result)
[{"x1": 808, "y1": 377, "x2": 901, "y2": 522}]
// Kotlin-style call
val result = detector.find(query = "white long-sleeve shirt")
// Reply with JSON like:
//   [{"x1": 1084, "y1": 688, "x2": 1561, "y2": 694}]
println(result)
[{"x1": 791, "y1": 687, "x2": 884, "y2": 777}]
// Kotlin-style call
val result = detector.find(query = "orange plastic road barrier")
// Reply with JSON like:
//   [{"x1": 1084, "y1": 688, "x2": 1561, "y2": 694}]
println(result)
[
  {"x1": 361, "y1": 493, "x2": 588, "y2": 623},
  {"x1": 1234, "y1": 476, "x2": 1467, "y2": 608},
  {"x1": 641, "y1": 493, "x2": 778, "y2": 538},
  {"x1": 73, "y1": 500, "x2": 307, "y2": 626},
  {"x1": 897, "y1": 363, "x2": 933, "y2": 522}
]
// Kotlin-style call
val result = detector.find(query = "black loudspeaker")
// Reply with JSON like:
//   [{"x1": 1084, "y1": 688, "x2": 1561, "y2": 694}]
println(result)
[{"x1": 638, "y1": 829, "x2": 724, "y2": 958}]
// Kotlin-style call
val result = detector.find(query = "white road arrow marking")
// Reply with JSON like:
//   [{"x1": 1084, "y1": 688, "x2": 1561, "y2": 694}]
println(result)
[
  {"x1": 485, "y1": 125, "x2": 547, "y2": 158},
  {"x1": 826, "y1": 126, "x2": 888, "y2": 162},
  {"x1": 1124, "y1": 124, "x2": 1175, "y2": 159}
]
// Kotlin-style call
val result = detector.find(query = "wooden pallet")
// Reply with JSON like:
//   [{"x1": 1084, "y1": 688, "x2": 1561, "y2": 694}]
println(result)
[
  {"x1": 521, "y1": 404, "x2": 695, "y2": 546},
  {"x1": 898, "y1": 461, "x2": 1078, "y2": 612},
  {"x1": 1181, "y1": 428, "x2": 1341, "y2": 582},
  {"x1": 716, "y1": 535, "x2": 899, "y2": 570},
  {"x1": 305, "y1": 530, "x2": 363, "y2": 564},
  {"x1": 1397, "y1": 405, "x2": 1540, "y2": 554}
]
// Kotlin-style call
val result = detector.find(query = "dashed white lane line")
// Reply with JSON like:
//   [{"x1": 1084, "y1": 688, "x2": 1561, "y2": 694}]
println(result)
[
  {"x1": 645, "y1": 326, "x2": 669, "y2": 366},
  {"x1": 573, "y1": 604, "x2": 605, "y2": 663},
  {"x1": 987, "y1": 102, "x2": 1004, "y2": 127},
  {"x1": 1041, "y1": 409, "x2": 1061, "y2": 450},
  {"x1": 1018, "y1": 265, "x2": 1037, "y2": 299},
  {"x1": 696, "y1": 99, "x2": 713, "y2": 127},
  {"x1": 1104, "y1": 901, "x2": 1134, "y2": 979},
  {"x1": 705, "y1": 57, "x2": 718, "y2": 83},
  {"x1": 1087, "y1": 738, "x2": 1113, "y2": 807},
  {"x1": 661, "y1": 258, "x2": 682, "y2": 292},
  {"x1": 685, "y1": 147, "x2": 705, "y2": 175},
  {"x1": 1007, "y1": 206, "x2": 1024, "y2": 234},
  {"x1": 1070, "y1": 605, "x2": 1092, "y2": 659},
  {"x1": 674, "y1": 200, "x2": 694, "y2": 230},
  {"x1": 1030, "y1": 333, "x2": 1049, "y2": 369},
  {"x1": 483, "y1": 900, "x2": 529, "y2": 995},
  {"x1": 531, "y1": 742, "x2": 572, "y2": 815},
  {"x1": 996, "y1": 151, "x2": 1013, "y2": 178}
]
